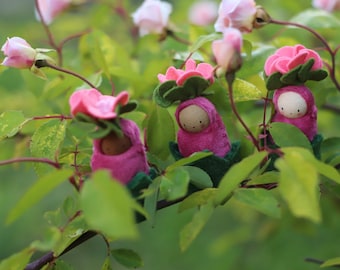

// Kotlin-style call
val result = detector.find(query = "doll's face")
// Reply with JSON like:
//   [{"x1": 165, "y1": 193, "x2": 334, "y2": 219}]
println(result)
[
  {"x1": 277, "y1": 91, "x2": 307, "y2": 119},
  {"x1": 178, "y1": 104, "x2": 210, "y2": 133}
]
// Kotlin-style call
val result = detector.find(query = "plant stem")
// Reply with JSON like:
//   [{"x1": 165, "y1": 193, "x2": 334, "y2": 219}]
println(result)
[
  {"x1": 36, "y1": 60, "x2": 96, "y2": 89},
  {"x1": 33, "y1": 115, "x2": 73, "y2": 121},
  {"x1": 0, "y1": 157, "x2": 60, "y2": 169},
  {"x1": 225, "y1": 73, "x2": 260, "y2": 151},
  {"x1": 269, "y1": 18, "x2": 340, "y2": 91},
  {"x1": 34, "y1": 0, "x2": 63, "y2": 66}
]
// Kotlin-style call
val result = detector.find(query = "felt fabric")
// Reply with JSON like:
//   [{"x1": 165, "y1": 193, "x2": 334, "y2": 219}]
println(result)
[
  {"x1": 169, "y1": 141, "x2": 241, "y2": 187},
  {"x1": 175, "y1": 97, "x2": 231, "y2": 158},
  {"x1": 272, "y1": 85, "x2": 317, "y2": 141},
  {"x1": 91, "y1": 118, "x2": 149, "y2": 184}
]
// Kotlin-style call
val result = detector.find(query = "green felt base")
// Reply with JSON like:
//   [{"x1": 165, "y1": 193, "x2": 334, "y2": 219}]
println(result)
[
  {"x1": 169, "y1": 141, "x2": 242, "y2": 187},
  {"x1": 127, "y1": 168, "x2": 157, "y2": 197}
]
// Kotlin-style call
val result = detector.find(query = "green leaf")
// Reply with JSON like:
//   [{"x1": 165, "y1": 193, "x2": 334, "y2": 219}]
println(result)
[
  {"x1": 183, "y1": 166, "x2": 213, "y2": 189},
  {"x1": 160, "y1": 167, "x2": 190, "y2": 201},
  {"x1": 290, "y1": 9, "x2": 340, "y2": 29},
  {"x1": 190, "y1": 32, "x2": 221, "y2": 53},
  {"x1": 30, "y1": 119, "x2": 67, "y2": 175},
  {"x1": 275, "y1": 148, "x2": 321, "y2": 223},
  {"x1": 0, "y1": 110, "x2": 30, "y2": 140},
  {"x1": 145, "y1": 105, "x2": 176, "y2": 160},
  {"x1": 50, "y1": 260, "x2": 74, "y2": 270},
  {"x1": 269, "y1": 122, "x2": 312, "y2": 152},
  {"x1": 6, "y1": 169, "x2": 73, "y2": 224},
  {"x1": 80, "y1": 171, "x2": 138, "y2": 239},
  {"x1": 179, "y1": 204, "x2": 214, "y2": 251},
  {"x1": 30, "y1": 227, "x2": 61, "y2": 252},
  {"x1": 250, "y1": 171, "x2": 280, "y2": 185},
  {"x1": 53, "y1": 215, "x2": 88, "y2": 256},
  {"x1": 101, "y1": 257, "x2": 112, "y2": 270},
  {"x1": 143, "y1": 176, "x2": 161, "y2": 226},
  {"x1": 166, "y1": 151, "x2": 212, "y2": 171},
  {"x1": 283, "y1": 147, "x2": 340, "y2": 185},
  {"x1": 79, "y1": 29, "x2": 116, "y2": 78},
  {"x1": 111, "y1": 249, "x2": 143, "y2": 269},
  {"x1": 0, "y1": 247, "x2": 34, "y2": 270},
  {"x1": 214, "y1": 151, "x2": 267, "y2": 205},
  {"x1": 321, "y1": 257, "x2": 340, "y2": 268},
  {"x1": 233, "y1": 188, "x2": 281, "y2": 218},
  {"x1": 62, "y1": 196, "x2": 79, "y2": 218},
  {"x1": 232, "y1": 78, "x2": 266, "y2": 102},
  {"x1": 321, "y1": 137, "x2": 340, "y2": 163},
  {"x1": 178, "y1": 188, "x2": 217, "y2": 212}
]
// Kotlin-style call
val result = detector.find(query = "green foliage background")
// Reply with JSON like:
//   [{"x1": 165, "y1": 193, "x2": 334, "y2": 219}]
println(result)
[{"x1": 0, "y1": 0, "x2": 340, "y2": 269}]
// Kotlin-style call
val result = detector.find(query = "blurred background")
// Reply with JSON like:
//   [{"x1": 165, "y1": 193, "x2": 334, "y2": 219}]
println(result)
[{"x1": 0, "y1": 0, "x2": 340, "y2": 269}]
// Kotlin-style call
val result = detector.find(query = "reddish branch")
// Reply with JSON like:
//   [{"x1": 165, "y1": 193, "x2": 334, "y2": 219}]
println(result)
[{"x1": 0, "y1": 157, "x2": 60, "y2": 169}]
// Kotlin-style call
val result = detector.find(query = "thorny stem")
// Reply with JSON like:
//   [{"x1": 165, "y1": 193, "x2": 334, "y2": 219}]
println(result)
[
  {"x1": 166, "y1": 29, "x2": 192, "y2": 46},
  {"x1": 269, "y1": 18, "x2": 340, "y2": 91},
  {"x1": 34, "y1": 0, "x2": 62, "y2": 65},
  {"x1": 0, "y1": 157, "x2": 60, "y2": 169},
  {"x1": 35, "y1": 0, "x2": 91, "y2": 66},
  {"x1": 35, "y1": 60, "x2": 97, "y2": 89},
  {"x1": 33, "y1": 115, "x2": 73, "y2": 121},
  {"x1": 58, "y1": 28, "x2": 92, "y2": 50},
  {"x1": 225, "y1": 73, "x2": 260, "y2": 151},
  {"x1": 260, "y1": 93, "x2": 271, "y2": 151}
]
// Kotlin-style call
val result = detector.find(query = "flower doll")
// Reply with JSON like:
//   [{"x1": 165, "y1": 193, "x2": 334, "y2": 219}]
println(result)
[
  {"x1": 69, "y1": 88, "x2": 152, "y2": 195},
  {"x1": 154, "y1": 59, "x2": 240, "y2": 186},
  {"x1": 264, "y1": 44, "x2": 328, "y2": 159}
]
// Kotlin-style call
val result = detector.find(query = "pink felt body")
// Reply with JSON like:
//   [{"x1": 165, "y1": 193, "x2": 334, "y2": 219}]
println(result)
[
  {"x1": 272, "y1": 86, "x2": 317, "y2": 141},
  {"x1": 91, "y1": 118, "x2": 149, "y2": 184},
  {"x1": 175, "y1": 97, "x2": 231, "y2": 157}
]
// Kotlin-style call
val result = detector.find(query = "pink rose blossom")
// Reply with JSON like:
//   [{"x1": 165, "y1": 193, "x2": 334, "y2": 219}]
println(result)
[
  {"x1": 212, "y1": 28, "x2": 243, "y2": 72},
  {"x1": 214, "y1": 0, "x2": 257, "y2": 33},
  {"x1": 35, "y1": 0, "x2": 71, "y2": 25},
  {"x1": 131, "y1": 0, "x2": 172, "y2": 36},
  {"x1": 312, "y1": 0, "x2": 340, "y2": 12},
  {"x1": 157, "y1": 59, "x2": 214, "y2": 85},
  {"x1": 264, "y1": 44, "x2": 323, "y2": 76},
  {"x1": 1, "y1": 37, "x2": 37, "y2": 69},
  {"x1": 69, "y1": 89, "x2": 129, "y2": 119},
  {"x1": 188, "y1": 1, "x2": 218, "y2": 26}
]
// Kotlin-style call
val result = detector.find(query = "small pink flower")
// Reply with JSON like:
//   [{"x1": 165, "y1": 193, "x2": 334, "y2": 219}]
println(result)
[
  {"x1": 312, "y1": 0, "x2": 340, "y2": 12},
  {"x1": 35, "y1": 0, "x2": 71, "y2": 25},
  {"x1": 214, "y1": 0, "x2": 257, "y2": 33},
  {"x1": 264, "y1": 44, "x2": 323, "y2": 76},
  {"x1": 131, "y1": 0, "x2": 172, "y2": 36},
  {"x1": 188, "y1": 1, "x2": 218, "y2": 26},
  {"x1": 212, "y1": 28, "x2": 243, "y2": 72},
  {"x1": 158, "y1": 59, "x2": 214, "y2": 85},
  {"x1": 69, "y1": 89, "x2": 129, "y2": 119},
  {"x1": 1, "y1": 37, "x2": 37, "y2": 69}
]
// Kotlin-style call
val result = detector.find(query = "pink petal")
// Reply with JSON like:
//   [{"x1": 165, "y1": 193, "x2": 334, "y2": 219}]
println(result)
[
  {"x1": 264, "y1": 54, "x2": 280, "y2": 75},
  {"x1": 287, "y1": 52, "x2": 309, "y2": 70},
  {"x1": 185, "y1": 59, "x2": 197, "y2": 71},
  {"x1": 69, "y1": 89, "x2": 101, "y2": 116},
  {"x1": 177, "y1": 71, "x2": 202, "y2": 86},
  {"x1": 274, "y1": 58, "x2": 290, "y2": 74}
]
